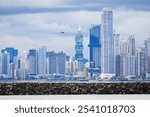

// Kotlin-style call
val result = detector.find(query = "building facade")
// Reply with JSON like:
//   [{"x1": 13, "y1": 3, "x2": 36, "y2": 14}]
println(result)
[
  {"x1": 38, "y1": 46, "x2": 47, "y2": 75},
  {"x1": 88, "y1": 25, "x2": 101, "y2": 69},
  {"x1": 75, "y1": 28, "x2": 84, "y2": 71},
  {"x1": 2, "y1": 51, "x2": 10, "y2": 76},
  {"x1": 29, "y1": 49, "x2": 38, "y2": 75},
  {"x1": 101, "y1": 10, "x2": 115, "y2": 78}
]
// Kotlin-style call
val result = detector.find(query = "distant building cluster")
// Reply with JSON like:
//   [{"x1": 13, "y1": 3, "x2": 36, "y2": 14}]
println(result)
[
  {"x1": 0, "y1": 9, "x2": 150, "y2": 81},
  {"x1": 0, "y1": 47, "x2": 67, "y2": 79},
  {"x1": 89, "y1": 9, "x2": 150, "y2": 80},
  {"x1": 0, "y1": 30, "x2": 88, "y2": 80}
]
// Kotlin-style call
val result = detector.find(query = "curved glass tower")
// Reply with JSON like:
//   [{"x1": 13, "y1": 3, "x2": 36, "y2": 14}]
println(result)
[
  {"x1": 75, "y1": 30, "x2": 84, "y2": 61},
  {"x1": 75, "y1": 29, "x2": 84, "y2": 71}
]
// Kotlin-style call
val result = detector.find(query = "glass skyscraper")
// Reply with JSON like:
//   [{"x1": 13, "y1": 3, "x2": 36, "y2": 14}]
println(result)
[
  {"x1": 101, "y1": 10, "x2": 115, "y2": 78},
  {"x1": 88, "y1": 25, "x2": 101, "y2": 68},
  {"x1": 46, "y1": 51, "x2": 66, "y2": 75},
  {"x1": 0, "y1": 54, "x2": 2, "y2": 76},
  {"x1": 2, "y1": 51, "x2": 10, "y2": 76},
  {"x1": 47, "y1": 51, "x2": 57, "y2": 74},
  {"x1": 75, "y1": 28, "x2": 84, "y2": 71},
  {"x1": 2, "y1": 47, "x2": 18, "y2": 63},
  {"x1": 57, "y1": 51, "x2": 66, "y2": 75},
  {"x1": 38, "y1": 46, "x2": 47, "y2": 75},
  {"x1": 29, "y1": 48, "x2": 38, "y2": 75}
]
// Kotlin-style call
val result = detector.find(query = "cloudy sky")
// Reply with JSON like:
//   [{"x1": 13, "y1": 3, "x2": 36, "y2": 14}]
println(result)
[{"x1": 0, "y1": 0, "x2": 150, "y2": 58}]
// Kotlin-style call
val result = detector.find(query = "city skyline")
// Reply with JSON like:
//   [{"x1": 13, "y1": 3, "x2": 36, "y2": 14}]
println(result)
[
  {"x1": 0, "y1": 0, "x2": 150, "y2": 58},
  {"x1": 1, "y1": 8, "x2": 150, "y2": 80}
]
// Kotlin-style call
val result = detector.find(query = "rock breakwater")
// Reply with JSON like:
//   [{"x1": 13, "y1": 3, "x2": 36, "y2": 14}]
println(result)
[{"x1": 0, "y1": 82, "x2": 150, "y2": 95}]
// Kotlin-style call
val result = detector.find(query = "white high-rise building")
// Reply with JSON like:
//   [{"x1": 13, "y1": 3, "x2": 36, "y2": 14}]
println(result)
[
  {"x1": 114, "y1": 33, "x2": 120, "y2": 75},
  {"x1": 128, "y1": 35, "x2": 135, "y2": 55},
  {"x1": 120, "y1": 39, "x2": 129, "y2": 55},
  {"x1": 66, "y1": 58, "x2": 78, "y2": 76},
  {"x1": 38, "y1": 46, "x2": 47, "y2": 75},
  {"x1": 20, "y1": 51, "x2": 29, "y2": 79},
  {"x1": 101, "y1": 9, "x2": 115, "y2": 79}
]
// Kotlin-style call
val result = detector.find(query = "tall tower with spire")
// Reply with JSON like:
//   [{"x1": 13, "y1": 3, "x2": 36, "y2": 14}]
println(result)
[{"x1": 75, "y1": 26, "x2": 84, "y2": 71}]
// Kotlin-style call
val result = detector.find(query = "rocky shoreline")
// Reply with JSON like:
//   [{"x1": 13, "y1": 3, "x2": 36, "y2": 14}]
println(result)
[{"x1": 0, "y1": 82, "x2": 150, "y2": 95}]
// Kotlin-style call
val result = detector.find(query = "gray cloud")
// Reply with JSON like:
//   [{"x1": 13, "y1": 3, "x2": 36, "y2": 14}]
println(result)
[
  {"x1": 0, "y1": 0, "x2": 150, "y2": 58},
  {"x1": 0, "y1": 0, "x2": 150, "y2": 15}
]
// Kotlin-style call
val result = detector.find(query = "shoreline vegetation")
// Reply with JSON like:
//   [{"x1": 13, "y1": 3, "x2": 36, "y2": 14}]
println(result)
[{"x1": 0, "y1": 82, "x2": 150, "y2": 95}]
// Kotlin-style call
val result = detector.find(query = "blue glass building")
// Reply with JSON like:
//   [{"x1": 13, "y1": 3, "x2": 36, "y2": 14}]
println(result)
[
  {"x1": 88, "y1": 25, "x2": 101, "y2": 68},
  {"x1": 57, "y1": 51, "x2": 66, "y2": 75},
  {"x1": 2, "y1": 47, "x2": 18, "y2": 63}
]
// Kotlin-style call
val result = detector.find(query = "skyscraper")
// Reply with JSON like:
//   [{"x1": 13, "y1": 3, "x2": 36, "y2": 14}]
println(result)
[
  {"x1": 47, "y1": 51, "x2": 57, "y2": 74},
  {"x1": 47, "y1": 51, "x2": 66, "y2": 75},
  {"x1": 2, "y1": 51, "x2": 10, "y2": 76},
  {"x1": 38, "y1": 46, "x2": 47, "y2": 75},
  {"x1": 29, "y1": 48, "x2": 38, "y2": 75},
  {"x1": 2, "y1": 47, "x2": 18, "y2": 63},
  {"x1": 75, "y1": 27, "x2": 84, "y2": 71},
  {"x1": 144, "y1": 38, "x2": 150, "y2": 74},
  {"x1": 0, "y1": 54, "x2": 2, "y2": 76},
  {"x1": 10, "y1": 63, "x2": 15, "y2": 78},
  {"x1": 136, "y1": 47, "x2": 147, "y2": 78},
  {"x1": 127, "y1": 55, "x2": 136, "y2": 78},
  {"x1": 88, "y1": 25, "x2": 101, "y2": 68},
  {"x1": 57, "y1": 51, "x2": 66, "y2": 75},
  {"x1": 114, "y1": 33, "x2": 120, "y2": 76},
  {"x1": 101, "y1": 9, "x2": 115, "y2": 78},
  {"x1": 66, "y1": 58, "x2": 78, "y2": 76},
  {"x1": 128, "y1": 35, "x2": 135, "y2": 55},
  {"x1": 120, "y1": 39, "x2": 129, "y2": 55},
  {"x1": 118, "y1": 37, "x2": 136, "y2": 79},
  {"x1": 19, "y1": 51, "x2": 29, "y2": 79}
]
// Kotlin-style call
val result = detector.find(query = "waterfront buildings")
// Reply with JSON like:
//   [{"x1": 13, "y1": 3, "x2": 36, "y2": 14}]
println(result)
[
  {"x1": 116, "y1": 36, "x2": 136, "y2": 79},
  {"x1": 66, "y1": 58, "x2": 78, "y2": 76},
  {"x1": 47, "y1": 51, "x2": 66, "y2": 75},
  {"x1": 0, "y1": 9, "x2": 150, "y2": 81}
]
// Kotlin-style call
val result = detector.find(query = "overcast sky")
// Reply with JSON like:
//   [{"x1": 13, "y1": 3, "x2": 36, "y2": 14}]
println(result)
[{"x1": 0, "y1": 0, "x2": 150, "y2": 58}]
